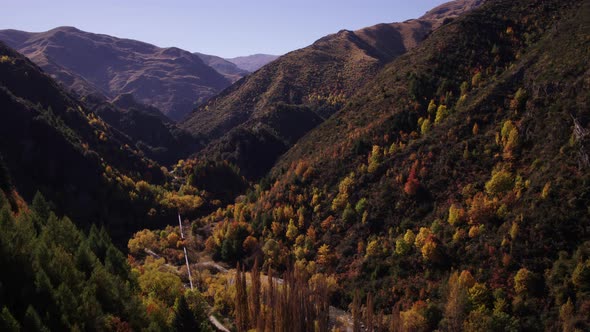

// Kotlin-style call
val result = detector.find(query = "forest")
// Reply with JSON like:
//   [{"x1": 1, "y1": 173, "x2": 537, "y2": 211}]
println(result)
[{"x1": 0, "y1": 0, "x2": 589, "y2": 331}]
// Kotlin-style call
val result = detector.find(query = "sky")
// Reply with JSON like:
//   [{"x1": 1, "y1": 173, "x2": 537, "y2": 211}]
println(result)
[{"x1": 0, "y1": 0, "x2": 449, "y2": 58}]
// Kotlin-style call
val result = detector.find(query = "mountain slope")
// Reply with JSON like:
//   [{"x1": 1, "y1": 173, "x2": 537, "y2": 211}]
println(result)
[
  {"x1": 0, "y1": 27, "x2": 231, "y2": 121},
  {"x1": 0, "y1": 42, "x2": 211, "y2": 242},
  {"x1": 86, "y1": 93, "x2": 202, "y2": 166},
  {"x1": 199, "y1": 0, "x2": 590, "y2": 329},
  {"x1": 182, "y1": 0, "x2": 483, "y2": 178},
  {"x1": 0, "y1": 166, "x2": 212, "y2": 331},
  {"x1": 195, "y1": 52, "x2": 249, "y2": 82},
  {"x1": 225, "y1": 54, "x2": 279, "y2": 72}
]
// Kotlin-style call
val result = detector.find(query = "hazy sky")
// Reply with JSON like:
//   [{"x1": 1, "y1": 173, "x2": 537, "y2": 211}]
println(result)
[{"x1": 1, "y1": 0, "x2": 449, "y2": 58}]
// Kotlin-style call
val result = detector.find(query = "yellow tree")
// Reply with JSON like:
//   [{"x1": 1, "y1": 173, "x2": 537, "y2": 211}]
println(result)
[{"x1": 443, "y1": 272, "x2": 468, "y2": 331}]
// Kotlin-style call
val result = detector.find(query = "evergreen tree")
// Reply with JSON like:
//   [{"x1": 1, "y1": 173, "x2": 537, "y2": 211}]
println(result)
[
  {"x1": 24, "y1": 306, "x2": 49, "y2": 332},
  {"x1": 173, "y1": 295, "x2": 198, "y2": 332},
  {"x1": 31, "y1": 191, "x2": 50, "y2": 232},
  {"x1": 0, "y1": 307, "x2": 20, "y2": 332}
]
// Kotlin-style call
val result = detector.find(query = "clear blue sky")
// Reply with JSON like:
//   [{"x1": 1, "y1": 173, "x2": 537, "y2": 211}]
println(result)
[{"x1": 0, "y1": 0, "x2": 449, "y2": 58}]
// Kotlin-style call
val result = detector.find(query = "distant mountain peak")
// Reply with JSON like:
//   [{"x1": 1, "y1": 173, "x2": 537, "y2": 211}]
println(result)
[
  {"x1": 49, "y1": 26, "x2": 81, "y2": 32},
  {"x1": 421, "y1": 0, "x2": 486, "y2": 21},
  {"x1": 0, "y1": 27, "x2": 232, "y2": 121},
  {"x1": 225, "y1": 54, "x2": 280, "y2": 72}
]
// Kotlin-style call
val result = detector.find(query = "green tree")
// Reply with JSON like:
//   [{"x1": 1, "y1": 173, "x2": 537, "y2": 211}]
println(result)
[
  {"x1": 510, "y1": 88, "x2": 527, "y2": 111},
  {"x1": 31, "y1": 191, "x2": 50, "y2": 231},
  {"x1": 395, "y1": 237, "x2": 410, "y2": 255},
  {"x1": 485, "y1": 169, "x2": 514, "y2": 196},
  {"x1": 24, "y1": 306, "x2": 49, "y2": 332},
  {"x1": 138, "y1": 259, "x2": 184, "y2": 307},
  {"x1": 342, "y1": 203, "x2": 356, "y2": 224},
  {"x1": 332, "y1": 173, "x2": 355, "y2": 211},
  {"x1": 355, "y1": 198, "x2": 367, "y2": 214},
  {"x1": 173, "y1": 295, "x2": 200, "y2": 332},
  {"x1": 185, "y1": 290, "x2": 211, "y2": 331},
  {"x1": 286, "y1": 219, "x2": 298, "y2": 241},
  {"x1": 367, "y1": 145, "x2": 382, "y2": 173},
  {"x1": 468, "y1": 283, "x2": 491, "y2": 308},
  {"x1": 0, "y1": 307, "x2": 20, "y2": 332}
]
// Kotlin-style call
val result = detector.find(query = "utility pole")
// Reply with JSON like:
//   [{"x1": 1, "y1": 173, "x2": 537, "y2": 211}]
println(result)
[{"x1": 179, "y1": 213, "x2": 194, "y2": 290}]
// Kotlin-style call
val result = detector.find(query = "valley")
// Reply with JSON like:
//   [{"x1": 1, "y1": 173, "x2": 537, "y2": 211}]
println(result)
[{"x1": 0, "y1": 0, "x2": 589, "y2": 331}]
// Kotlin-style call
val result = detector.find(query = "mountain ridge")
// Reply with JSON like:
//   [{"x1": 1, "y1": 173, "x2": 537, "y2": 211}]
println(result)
[
  {"x1": 196, "y1": 0, "x2": 590, "y2": 329},
  {"x1": 194, "y1": 52, "x2": 249, "y2": 83},
  {"x1": 225, "y1": 53, "x2": 279, "y2": 72},
  {"x1": 181, "y1": 0, "x2": 484, "y2": 178},
  {"x1": 0, "y1": 26, "x2": 232, "y2": 121}
]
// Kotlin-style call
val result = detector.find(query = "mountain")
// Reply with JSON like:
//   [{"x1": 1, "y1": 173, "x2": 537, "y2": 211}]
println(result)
[
  {"x1": 0, "y1": 41, "x2": 217, "y2": 242},
  {"x1": 421, "y1": 0, "x2": 485, "y2": 21},
  {"x1": 195, "y1": 52, "x2": 249, "y2": 82},
  {"x1": 1, "y1": 0, "x2": 588, "y2": 330},
  {"x1": 199, "y1": 0, "x2": 590, "y2": 329},
  {"x1": 86, "y1": 93, "x2": 202, "y2": 166},
  {"x1": 225, "y1": 54, "x2": 279, "y2": 72},
  {"x1": 0, "y1": 27, "x2": 231, "y2": 121},
  {"x1": 182, "y1": 0, "x2": 483, "y2": 178}
]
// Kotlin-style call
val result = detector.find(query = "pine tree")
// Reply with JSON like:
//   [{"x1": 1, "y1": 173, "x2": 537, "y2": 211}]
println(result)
[
  {"x1": 173, "y1": 295, "x2": 198, "y2": 332},
  {"x1": 24, "y1": 306, "x2": 49, "y2": 332},
  {"x1": 0, "y1": 307, "x2": 20, "y2": 332}
]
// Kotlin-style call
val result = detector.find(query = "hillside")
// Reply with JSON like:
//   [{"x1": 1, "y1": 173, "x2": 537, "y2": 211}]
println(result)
[
  {"x1": 86, "y1": 93, "x2": 202, "y2": 166},
  {"x1": 0, "y1": 162, "x2": 211, "y2": 331},
  {"x1": 0, "y1": 27, "x2": 231, "y2": 121},
  {"x1": 1, "y1": 0, "x2": 588, "y2": 330},
  {"x1": 195, "y1": 52, "x2": 249, "y2": 83},
  {"x1": 225, "y1": 54, "x2": 279, "y2": 72},
  {"x1": 0, "y1": 41, "x2": 220, "y2": 242},
  {"x1": 193, "y1": 0, "x2": 590, "y2": 329},
  {"x1": 182, "y1": 0, "x2": 483, "y2": 179}
]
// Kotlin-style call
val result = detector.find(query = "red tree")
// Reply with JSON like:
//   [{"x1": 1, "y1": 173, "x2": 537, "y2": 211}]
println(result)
[{"x1": 404, "y1": 160, "x2": 421, "y2": 195}]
